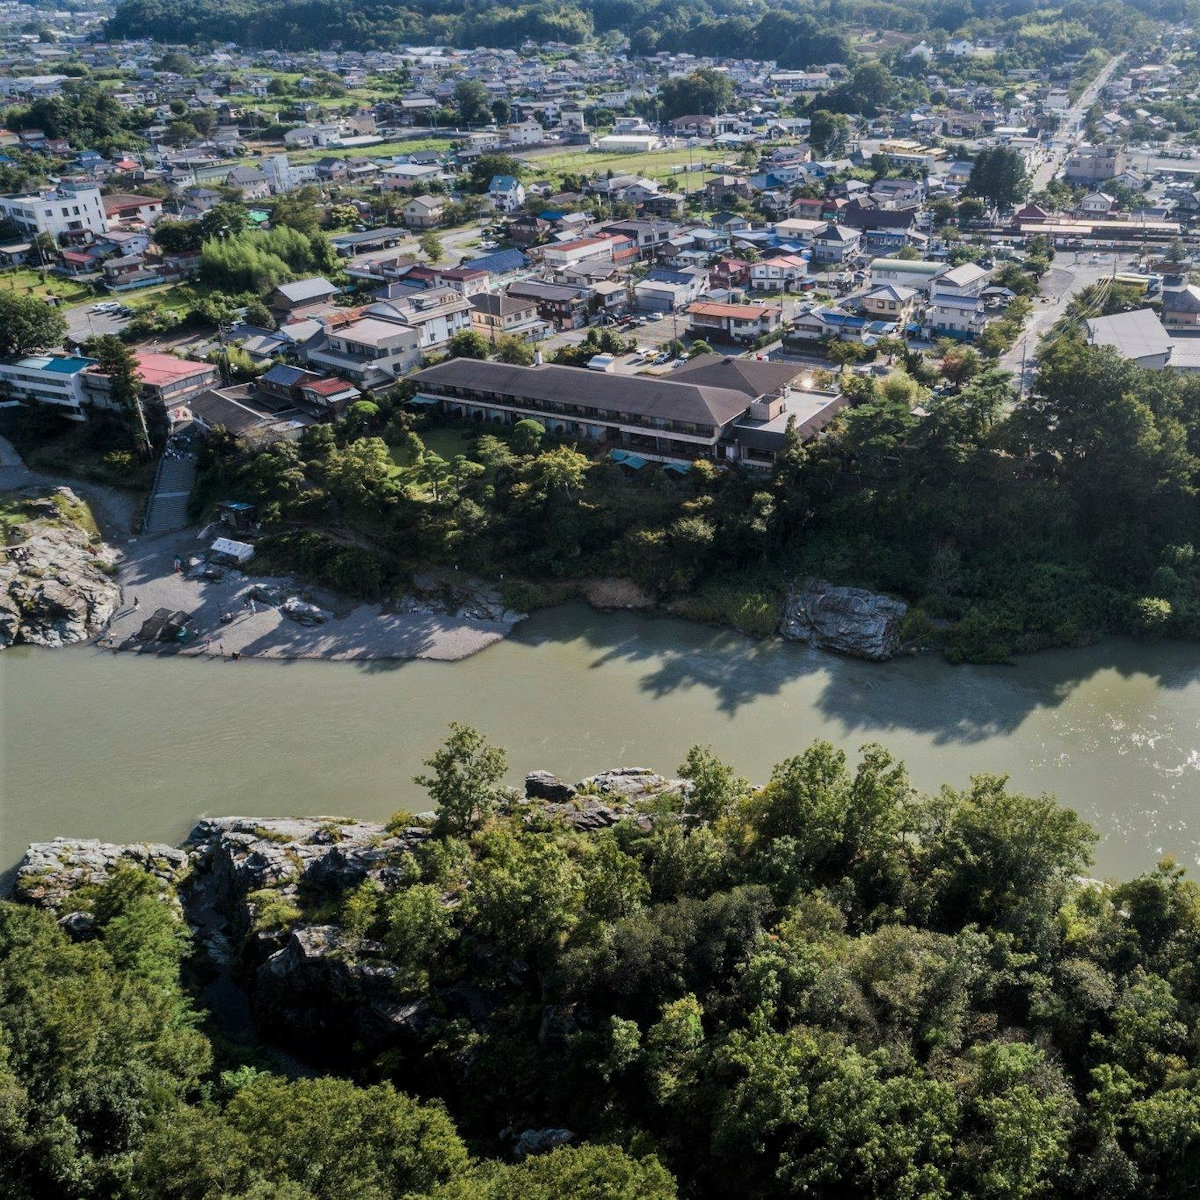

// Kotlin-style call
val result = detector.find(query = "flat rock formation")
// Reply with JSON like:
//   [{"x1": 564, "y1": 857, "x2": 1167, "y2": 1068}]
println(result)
[
  {"x1": 781, "y1": 577, "x2": 908, "y2": 661},
  {"x1": 0, "y1": 488, "x2": 119, "y2": 649}
]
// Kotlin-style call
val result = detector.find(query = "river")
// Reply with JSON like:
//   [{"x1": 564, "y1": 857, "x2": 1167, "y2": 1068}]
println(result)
[{"x1": 4, "y1": 604, "x2": 1200, "y2": 880}]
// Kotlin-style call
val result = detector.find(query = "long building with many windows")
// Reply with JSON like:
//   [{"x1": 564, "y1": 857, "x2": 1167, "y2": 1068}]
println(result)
[{"x1": 410, "y1": 354, "x2": 846, "y2": 466}]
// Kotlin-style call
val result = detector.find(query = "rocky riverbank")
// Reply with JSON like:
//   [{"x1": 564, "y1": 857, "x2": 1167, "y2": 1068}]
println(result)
[
  {"x1": 12, "y1": 767, "x2": 688, "y2": 1055},
  {"x1": 0, "y1": 488, "x2": 121, "y2": 649}
]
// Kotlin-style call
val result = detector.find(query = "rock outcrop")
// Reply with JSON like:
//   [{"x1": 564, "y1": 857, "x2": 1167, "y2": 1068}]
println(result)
[
  {"x1": 15, "y1": 837, "x2": 189, "y2": 909},
  {"x1": 0, "y1": 489, "x2": 119, "y2": 649},
  {"x1": 11, "y1": 772, "x2": 689, "y2": 1060},
  {"x1": 781, "y1": 578, "x2": 908, "y2": 661}
]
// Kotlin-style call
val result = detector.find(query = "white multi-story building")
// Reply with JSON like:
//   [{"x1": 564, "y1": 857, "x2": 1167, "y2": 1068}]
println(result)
[
  {"x1": 0, "y1": 186, "x2": 109, "y2": 240},
  {"x1": 0, "y1": 354, "x2": 97, "y2": 420},
  {"x1": 262, "y1": 154, "x2": 319, "y2": 194}
]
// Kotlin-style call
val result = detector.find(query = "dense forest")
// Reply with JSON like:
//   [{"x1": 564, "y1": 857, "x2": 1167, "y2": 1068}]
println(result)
[
  {"x1": 104, "y1": 0, "x2": 1186, "y2": 62},
  {"x1": 7, "y1": 729, "x2": 1200, "y2": 1198},
  {"x1": 186, "y1": 336, "x2": 1200, "y2": 663}
]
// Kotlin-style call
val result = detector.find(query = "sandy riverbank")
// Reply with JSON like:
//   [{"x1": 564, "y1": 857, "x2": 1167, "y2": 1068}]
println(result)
[{"x1": 106, "y1": 526, "x2": 525, "y2": 663}]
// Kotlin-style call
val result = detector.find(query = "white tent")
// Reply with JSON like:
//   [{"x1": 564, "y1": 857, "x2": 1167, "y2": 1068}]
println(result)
[{"x1": 209, "y1": 537, "x2": 255, "y2": 564}]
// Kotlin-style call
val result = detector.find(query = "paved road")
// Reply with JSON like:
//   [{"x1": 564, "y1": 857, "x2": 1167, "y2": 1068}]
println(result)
[
  {"x1": 1031, "y1": 55, "x2": 1125, "y2": 192},
  {"x1": 1000, "y1": 250, "x2": 1128, "y2": 388}
]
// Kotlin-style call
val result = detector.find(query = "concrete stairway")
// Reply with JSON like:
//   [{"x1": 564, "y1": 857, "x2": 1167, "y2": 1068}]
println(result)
[{"x1": 143, "y1": 453, "x2": 196, "y2": 533}]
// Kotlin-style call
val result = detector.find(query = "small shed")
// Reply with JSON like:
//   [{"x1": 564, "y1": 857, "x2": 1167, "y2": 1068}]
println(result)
[
  {"x1": 209, "y1": 537, "x2": 255, "y2": 566},
  {"x1": 216, "y1": 500, "x2": 257, "y2": 531}
]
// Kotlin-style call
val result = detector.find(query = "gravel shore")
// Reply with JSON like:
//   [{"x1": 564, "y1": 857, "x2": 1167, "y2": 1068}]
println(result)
[{"x1": 105, "y1": 526, "x2": 524, "y2": 663}]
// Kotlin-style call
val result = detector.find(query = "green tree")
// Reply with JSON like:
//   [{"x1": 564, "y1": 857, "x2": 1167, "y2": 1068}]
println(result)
[
  {"x1": 198, "y1": 201, "x2": 248, "y2": 242},
  {"x1": 679, "y1": 745, "x2": 747, "y2": 823},
  {"x1": 0, "y1": 292, "x2": 67, "y2": 358},
  {"x1": 510, "y1": 417, "x2": 545, "y2": 454},
  {"x1": 809, "y1": 109, "x2": 851, "y2": 156},
  {"x1": 133, "y1": 1076, "x2": 469, "y2": 1200},
  {"x1": 966, "y1": 148, "x2": 1029, "y2": 210},
  {"x1": 447, "y1": 329, "x2": 489, "y2": 359},
  {"x1": 454, "y1": 78, "x2": 492, "y2": 127},
  {"x1": 83, "y1": 333, "x2": 149, "y2": 454},
  {"x1": 419, "y1": 231, "x2": 444, "y2": 262},
  {"x1": 658, "y1": 69, "x2": 736, "y2": 120},
  {"x1": 415, "y1": 723, "x2": 508, "y2": 837},
  {"x1": 428, "y1": 1144, "x2": 676, "y2": 1199},
  {"x1": 494, "y1": 335, "x2": 535, "y2": 366}
]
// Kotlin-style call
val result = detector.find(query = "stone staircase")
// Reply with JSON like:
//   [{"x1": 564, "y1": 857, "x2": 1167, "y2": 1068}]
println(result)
[{"x1": 142, "y1": 453, "x2": 196, "y2": 534}]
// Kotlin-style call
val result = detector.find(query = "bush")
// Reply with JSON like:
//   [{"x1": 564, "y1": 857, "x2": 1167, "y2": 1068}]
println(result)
[
  {"x1": 676, "y1": 581, "x2": 780, "y2": 638},
  {"x1": 1130, "y1": 595, "x2": 1172, "y2": 639}
]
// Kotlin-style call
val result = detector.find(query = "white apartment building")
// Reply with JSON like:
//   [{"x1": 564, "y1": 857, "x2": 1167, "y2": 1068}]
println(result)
[
  {"x1": 0, "y1": 354, "x2": 97, "y2": 420},
  {"x1": 0, "y1": 186, "x2": 109, "y2": 239}
]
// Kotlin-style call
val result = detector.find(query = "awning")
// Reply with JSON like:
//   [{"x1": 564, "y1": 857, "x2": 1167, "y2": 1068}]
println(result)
[
  {"x1": 664, "y1": 461, "x2": 691, "y2": 475},
  {"x1": 610, "y1": 449, "x2": 648, "y2": 469}
]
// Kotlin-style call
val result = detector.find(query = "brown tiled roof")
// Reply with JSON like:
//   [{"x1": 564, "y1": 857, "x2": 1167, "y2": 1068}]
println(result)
[{"x1": 411, "y1": 359, "x2": 751, "y2": 428}]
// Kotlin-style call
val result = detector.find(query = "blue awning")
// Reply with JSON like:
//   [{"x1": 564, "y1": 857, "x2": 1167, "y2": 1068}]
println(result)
[
  {"x1": 664, "y1": 462, "x2": 691, "y2": 475},
  {"x1": 407, "y1": 394, "x2": 441, "y2": 406},
  {"x1": 610, "y1": 449, "x2": 648, "y2": 469}
]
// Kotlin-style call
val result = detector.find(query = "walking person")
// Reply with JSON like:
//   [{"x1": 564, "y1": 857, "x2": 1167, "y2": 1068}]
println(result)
[
  {"x1": 133, "y1": 596, "x2": 140, "y2": 612},
  {"x1": 219, "y1": 641, "x2": 225, "y2": 658}
]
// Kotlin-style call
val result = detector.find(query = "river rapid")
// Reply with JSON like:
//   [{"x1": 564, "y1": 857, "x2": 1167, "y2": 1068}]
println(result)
[{"x1": 5, "y1": 603, "x2": 1200, "y2": 880}]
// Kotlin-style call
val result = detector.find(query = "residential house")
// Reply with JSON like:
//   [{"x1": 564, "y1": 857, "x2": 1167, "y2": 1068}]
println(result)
[
  {"x1": 749, "y1": 254, "x2": 808, "y2": 291},
  {"x1": 861, "y1": 284, "x2": 918, "y2": 324},
  {"x1": 366, "y1": 286, "x2": 473, "y2": 351},
  {"x1": 1077, "y1": 191, "x2": 1116, "y2": 216},
  {"x1": 403, "y1": 194, "x2": 446, "y2": 229},
  {"x1": 256, "y1": 362, "x2": 326, "y2": 406},
  {"x1": 270, "y1": 277, "x2": 339, "y2": 316},
  {"x1": 469, "y1": 292, "x2": 546, "y2": 342},
  {"x1": 810, "y1": 223, "x2": 862, "y2": 265},
  {"x1": 600, "y1": 219, "x2": 674, "y2": 259},
  {"x1": 686, "y1": 300, "x2": 784, "y2": 344},
  {"x1": 1085, "y1": 308, "x2": 1174, "y2": 369},
  {"x1": 304, "y1": 315, "x2": 421, "y2": 388},
  {"x1": 487, "y1": 175, "x2": 526, "y2": 214},
  {"x1": 379, "y1": 162, "x2": 442, "y2": 190},
  {"x1": 509, "y1": 213, "x2": 552, "y2": 246},
  {"x1": 506, "y1": 120, "x2": 544, "y2": 146},
  {"x1": 102, "y1": 193, "x2": 164, "y2": 226},
  {"x1": 927, "y1": 293, "x2": 988, "y2": 339},
  {"x1": 297, "y1": 376, "x2": 361, "y2": 417},
  {"x1": 931, "y1": 261, "x2": 991, "y2": 301},
  {"x1": 1161, "y1": 284, "x2": 1200, "y2": 330},
  {"x1": 506, "y1": 280, "x2": 588, "y2": 329},
  {"x1": 634, "y1": 267, "x2": 707, "y2": 312}
]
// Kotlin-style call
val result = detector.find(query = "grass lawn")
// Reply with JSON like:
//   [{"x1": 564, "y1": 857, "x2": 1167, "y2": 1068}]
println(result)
[
  {"x1": 520, "y1": 145, "x2": 725, "y2": 187},
  {"x1": 60, "y1": 280, "x2": 215, "y2": 322},
  {"x1": 0, "y1": 268, "x2": 95, "y2": 307},
  {"x1": 284, "y1": 136, "x2": 458, "y2": 165},
  {"x1": 389, "y1": 425, "x2": 479, "y2": 469}
]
